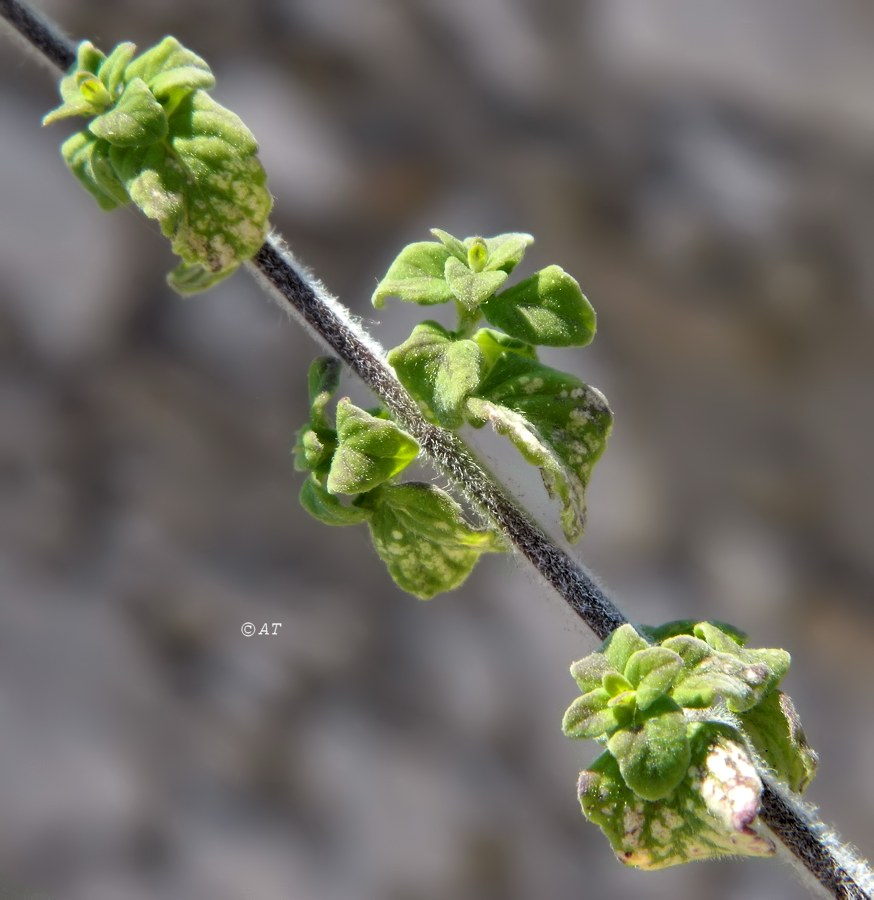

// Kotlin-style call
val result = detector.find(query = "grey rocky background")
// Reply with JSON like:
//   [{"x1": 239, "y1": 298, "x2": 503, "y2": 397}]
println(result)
[{"x1": 1, "y1": 1, "x2": 873, "y2": 898}]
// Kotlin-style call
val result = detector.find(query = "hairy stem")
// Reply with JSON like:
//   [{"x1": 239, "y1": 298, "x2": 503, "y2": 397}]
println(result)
[{"x1": 1, "y1": 2, "x2": 870, "y2": 897}]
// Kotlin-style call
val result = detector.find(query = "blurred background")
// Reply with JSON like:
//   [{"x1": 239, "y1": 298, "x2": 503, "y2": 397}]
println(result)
[{"x1": 2, "y1": 1, "x2": 874, "y2": 898}]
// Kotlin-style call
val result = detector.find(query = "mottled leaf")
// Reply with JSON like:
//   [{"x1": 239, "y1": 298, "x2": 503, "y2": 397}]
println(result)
[
  {"x1": 578, "y1": 723, "x2": 774, "y2": 868},
  {"x1": 365, "y1": 483, "x2": 503, "y2": 599},
  {"x1": 466, "y1": 354, "x2": 611, "y2": 542},
  {"x1": 737, "y1": 690, "x2": 818, "y2": 793},
  {"x1": 388, "y1": 321, "x2": 484, "y2": 427}
]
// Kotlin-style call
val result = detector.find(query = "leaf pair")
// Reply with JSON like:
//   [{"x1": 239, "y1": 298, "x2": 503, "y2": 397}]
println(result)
[
  {"x1": 295, "y1": 359, "x2": 503, "y2": 599},
  {"x1": 373, "y1": 229, "x2": 595, "y2": 347},
  {"x1": 44, "y1": 38, "x2": 272, "y2": 293},
  {"x1": 389, "y1": 323, "x2": 612, "y2": 542}
]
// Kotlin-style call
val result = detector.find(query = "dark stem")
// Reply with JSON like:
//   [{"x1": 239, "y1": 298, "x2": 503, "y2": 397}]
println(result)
[
  {"x1": 1, "y1": 4, "x2": 870, "y2": 897},
  {"x1": 0, "y1": 0, "x2": 74, "y2": 69}
]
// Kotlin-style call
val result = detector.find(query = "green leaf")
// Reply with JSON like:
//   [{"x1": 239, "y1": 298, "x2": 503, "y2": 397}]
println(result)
[
  {"x1": 694, "y1": 622, "x2": 746, "y2": 653},
  {"x1": 569, "y1": 653, "x2": 613, "y2": 694},
  {"x1": 294, "y1": 425, "x2": 335, "y2": 475},
  {"x1": 670, "y1": 652, "x2": 760, "y2": 711},
  {"x1": 737, "y1": 690, "x2": 818, "y2": 793},
  {"x1": 371, "y1": 241, "x2": 454, "y2": 308},
  {"x1": 577, "y1": 723, "x2": 774, "y2": 868},
  {"x1": 98, "y1": 41, "x2": 137, "y2": 97},
  {"x1": 479, "y1": 232, "x2": 533, "y2": 274},
  {"x1": 607, "y1": 700, "x2": 690, "y2": 801},
  {"x1": 641, "y1": 620, "x2": 747, "y2": 645},
  {"x1": 600, "y1": 624, "x2": 650, "y2": 681},
  {"x1": 625, "y1": 647, "x2": 684, "y2": 711},
  {"x1": 444, "y1": 256, "x2": 507, "y2": 311},
  {"x1": 562, "y1": 688, "x2": 621, "y2": 740},
  {"x1": 387, "y1": 321, "x2": 484, "y2": 427},
  {"x1": 466, "y1": 354, "x2": 611, "y2": 542},
  {"x1": 124, "y1": 36, "x2": 215, "y2": 109},
  {"x1": 299, "y1": 476, "x2": 370, "y2": 527},
  {"x1": 89, "y1": 78, "x2": 168, "y2": 146},
  {"x1": 76, "y1": 40, "x2": 106, "y2": 75},
  {"x1": 307, "y1": 357, "x2": 341, "y2": 427},
  {"x1": 60, "y1": 132, "x2": 129, "y2": 211},
  {"x1": 365, "y1": 483, "x2": 503, "y2": 599},
  {"x1": 660, "y1": 635, "x2": 713, "y2": 670},
  {"x1": 481, "y1": 265, "x2": 596, "y2": 347},
  {"x1": 472, "y1": 328, "x2": 538, "y2": 369},
  {"x1": 429, "y1": 228, "x2": 467, "y2": 261},
  {"x1": 326, "y1": 399, "x2": 419, "y2": 495},
  {"x1": 603, "y1": 671, "x2": 633, "y2": 697}
]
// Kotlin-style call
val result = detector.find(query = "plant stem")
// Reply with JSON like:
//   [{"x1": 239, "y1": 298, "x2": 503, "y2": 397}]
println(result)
[{"x1": 1, "y1": 3, "x2": 871, "y2": 897}]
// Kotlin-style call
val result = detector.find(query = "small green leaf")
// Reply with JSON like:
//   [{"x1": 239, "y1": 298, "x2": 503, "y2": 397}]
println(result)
[
  {"x1": 98, "y1": 42, "x2": 137, "y2": 97},
  {"x1": 641, "y1": 620, "x2": 748, "y2": 645},
  {"x1": 603, "y1": 671, "x2": 633, "y2": 697},
  {"x1": 562, "y1": 688, "x2": 621, "y2": 740},
  {"x1": 371, "y1": 241, "x2": 454, "y2": 308},
  {"x1": 577, "y1": 723, "x2": 774, "y2": 868},
  {"x1": 429, "y1": 228, "x2": 467, "y2": 261},
  {"x1": 444, "y1": 256, "x2": 507, "y2": 311},
  {"x1": 569, "y1": 653, "x2": 613, "y2": 694},
  {"x1": 77, "y1": 73, "x2": 112, "y2": 109},
  {"x1": 625, "y1": 647, "x2": 684, "y2": 711},
  {"x1": 466, "y1": 236, "x2": 489, "y2": 272},
  {"x1": 294, "y1": 425, "x2": 335, "y2": 475},
  {"x1": 660, "y1": 635, "x2": 713, "y2": 670},
  {"x1": 124, "y1": 36, "x2": 215, "y2": 109},
  {"x1": 60, "y1": 132, "x2": 128, "y2": 210},
  {"x1": 89, "y1": 78, "x2": 168, "y2": 146},
  {"x1": 480, "y1": 232, "x2": 533, "y2": 274},
  {"x1": 327, "y1": 399, "x2": 419, "y2": 495},
  {"x1": 299, "y1": 476, "x2": 370, "y2": 527},
  {"x1": 76, "y1": 40, "x2": 106, "y2": 75},
  {"x1": 671, "y1": 653, "x2": 760, "y2": 711},
  {"x1": 307, "y1": 357, "x2": 341, "y2": 427},
  {"x1": 481, "y1": 265, "x2": 595, "y2": 347},
  {"x1": 387, "y1": 321, "x2": 484, "y2": 427},
  {"x1": 466, "y1": 354, "x2": 611, "y2": 541},
  {"x1": 365, "y1": 483, "x2": 503, "y2": 599},
  {"x1": 694, "y1": 622, "x2": 746, "y2": 653},
  {"x1": 600, "y1": 624, "x2": 650, "y2": 676},
  {"x1": 607, "y1": 700, "x2": 690, "y2": 801},
  {"x1": 472, "y1": 328, "x2": 538, "y2": 369},
  {"x1": 737, "y1": 690, "x2": 818, "y2": 793}
]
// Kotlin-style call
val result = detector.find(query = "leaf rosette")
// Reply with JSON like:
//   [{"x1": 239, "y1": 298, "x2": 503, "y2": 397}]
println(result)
[
  {"x1": 562, "y1": 621, "x2": 817, "y2": 867},
  {"x1": 44, "y1": 38, "x2": 272, "y2": 293}
]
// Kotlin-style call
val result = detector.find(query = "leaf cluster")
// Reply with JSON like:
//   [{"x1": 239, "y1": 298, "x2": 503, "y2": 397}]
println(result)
[
  {"x1": 44, "y1": 38, "x2": 272, "y2": 293},
  {"x1": 295, "y1": 358, "x2": 503, "y2": 599},
  {"x1": 562, "y1": 621, "x2": 818, "y2": 866},
  {"x1": 377, "y1": 230, "x2": 612, "y2": 543}
]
